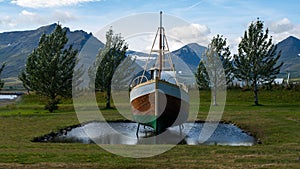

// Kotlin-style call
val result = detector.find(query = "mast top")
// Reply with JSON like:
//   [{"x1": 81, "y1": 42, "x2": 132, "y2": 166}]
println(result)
[{"x1": 160, "y1": 11, "x2": 162, "y2": 28}]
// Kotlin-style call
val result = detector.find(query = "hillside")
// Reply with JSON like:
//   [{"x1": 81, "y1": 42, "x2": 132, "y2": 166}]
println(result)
[
  {"x1": 276, "y1": 36, "x2": 300, "y2": 78},
  {"x1": 0, "y1": 23, "x2": 103, "y2": 78},
  {"x1": 171, "y1": 43, "x2": 206, "y2": 72}
]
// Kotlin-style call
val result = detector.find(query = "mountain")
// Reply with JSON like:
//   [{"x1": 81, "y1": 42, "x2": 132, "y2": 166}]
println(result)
[
  {"x1": 1, "y1": 23, "x2": 299, "y2": 80},
  {"x1": 171, "y1": 43, "x2": 206, "y2": 72},
  {"x1": 126, "y1": 43, "x2": 206, "y2": 74},
  {"x1": 125, "y1": 44, "x2": 206, "y2": 86},
  {"x1": 276, "y1": 36, "x2": 300, "y2": 78},
  {"x1": 0, "y1": 23, "x2": 103, "y2": 78}
]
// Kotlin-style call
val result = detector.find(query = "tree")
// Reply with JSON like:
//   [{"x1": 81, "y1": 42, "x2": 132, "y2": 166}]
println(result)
[
  {"x1": 19, "y1": 24, "x2": 78, "y2": 112},
  {"x1": 90, "y1": 28, "x2": 128, "y2": 109},
  {"x1": 111, "y1": 56, "x2": 137, "y2": 91},
  {"x1": 233, "y1": 18, "x2": 283, "y2": 105},
  {"x1": 210, "y1": 35, "x2": 234, "y2": 85},
  {"x1": 195, "y1": 61, "x2": 209, "y2": 89},
  {"x1": 195, "y1": 35, "x2": 232, "y2": 105},
  {"x1": 0, "y1": 63, "x2": 6, "y2": 90}
]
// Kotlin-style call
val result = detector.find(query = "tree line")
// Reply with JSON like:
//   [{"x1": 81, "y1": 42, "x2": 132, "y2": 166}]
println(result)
[
  {"x1": 195, "y1": 18, "x2": 283, "y2": 106},
  {"x1": 17, "y1": 24, "x2": 127, "y2": 112},
  {"x1": 0, "y1": 18, "x2": 283, "y2": 112},
  {"x1": 0, "y1": 63, "x2": 5, "y2": 90}
]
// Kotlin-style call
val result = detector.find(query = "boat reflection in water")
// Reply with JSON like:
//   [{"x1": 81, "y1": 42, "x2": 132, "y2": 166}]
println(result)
[{"x1": 43, "y1": 122, "x2": 256, "y2": 146}]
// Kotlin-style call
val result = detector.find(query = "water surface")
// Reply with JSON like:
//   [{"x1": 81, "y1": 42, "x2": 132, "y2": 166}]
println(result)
[
  {"x1": 41, "y1": 122, "x2": 256, "y2": 146},
  {"x1": 0, "y1": 94, "x2": 18, "y2": 100}
]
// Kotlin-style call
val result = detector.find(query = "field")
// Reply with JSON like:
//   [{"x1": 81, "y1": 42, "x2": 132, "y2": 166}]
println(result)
[{"x1": 0, "y1": 88, "x2": 299, "y2": 168}]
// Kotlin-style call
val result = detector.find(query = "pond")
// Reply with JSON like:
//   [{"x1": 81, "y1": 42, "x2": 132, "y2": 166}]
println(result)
[
  {"x1": 33, "y1": 121, "x2": 257, "y2": 146},
  {"x1": 0, "y1": 94, "x2": 18, "y2": 100},
  {"x1": 0, "y1": 94, "x2": 20, "y2": 107}
]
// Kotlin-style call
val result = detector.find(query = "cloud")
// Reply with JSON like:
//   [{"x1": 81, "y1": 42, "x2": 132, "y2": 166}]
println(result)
[
  {"x1": 52, "y1": 10, "x2": 78, "y2": 23},
  {"x1": 18, "y1": 10, "x2": 47, "y2": 25},
  {"x1": 269, "y1": 18, "x2": 294, "y2": 34},
  {"x1": 168, "y1": 23, "x2": 211, "y2": 45},
  {"x1": 0, "y1": 9, "x2": 78, "y2": 30},
  {"x1": 0, "y1": 16, "x2": 17, "y2": 28},
  {"x1": 19, "y1": 10, "x2": 39, "y2": 23},
  {"x1": 124, "y1": 23, "x2": 212, "y2": 53},
  {"x1": 227, "y1": 36, "x2": 242, "y2": 55},
  {"x1": 20, "y1": 10, "x2": 37, "y2": 17},
  {"x1": 11, "y1": 0, "x2": 100, "y2": 8},
  {"x1": 181, "y1": 1, "x2": 204, "y2": 11},
  {"x1": 18, "y1": 10, "x2": 77, "y2": 24},
  {"x1": 266, "y1": 18, "x2": 300, "y2": 43}
]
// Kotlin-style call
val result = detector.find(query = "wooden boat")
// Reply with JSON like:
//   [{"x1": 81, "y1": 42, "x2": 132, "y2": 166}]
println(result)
[{"x1": 130, "y1": 12, "x2": 189, "y2": 134}]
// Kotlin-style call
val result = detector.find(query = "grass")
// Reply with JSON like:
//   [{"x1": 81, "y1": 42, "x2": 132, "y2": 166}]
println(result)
[{"x1": 0, "y1": 88, "x2": 299, "y2": 168}]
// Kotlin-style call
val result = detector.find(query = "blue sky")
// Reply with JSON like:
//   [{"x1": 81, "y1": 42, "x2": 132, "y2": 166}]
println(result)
[{"x1": 0, "y1": 0, "x2": 300, "y2": 53}]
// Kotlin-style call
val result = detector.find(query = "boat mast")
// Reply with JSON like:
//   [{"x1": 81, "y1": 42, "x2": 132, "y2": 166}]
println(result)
[{"x1": 158, "y1": 11, "x2": 163, "y2": 79}]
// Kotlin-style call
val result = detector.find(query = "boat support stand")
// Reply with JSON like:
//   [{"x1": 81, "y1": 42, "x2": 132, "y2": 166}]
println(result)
[
  {"x1": 136, "y1": 123, "x2": 140, "y2": 137},
  {"x1": 179, "y1": 124, "x2": 184, "y2": 135}
]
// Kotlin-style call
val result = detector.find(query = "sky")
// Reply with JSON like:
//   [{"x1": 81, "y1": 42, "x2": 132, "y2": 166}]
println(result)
[{"x1": 0, "y1": 0, "x2": 300, "y2": 53}]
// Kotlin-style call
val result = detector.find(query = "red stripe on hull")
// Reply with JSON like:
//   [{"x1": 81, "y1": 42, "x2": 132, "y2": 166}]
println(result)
[{"x1": 131, "y1": 91, "x2": 189, "y2": 132}]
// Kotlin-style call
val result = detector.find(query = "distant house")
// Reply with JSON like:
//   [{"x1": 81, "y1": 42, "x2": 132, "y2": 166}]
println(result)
[
  {"x1": 231, "y1": 79, "x2": 248, "y2": 87},
  {"x1": 230, "y1": 78, "x2": 285, "y2": 87},
  {"x1": 274, "y1": 78, "x2": 284, "y2": 85}
]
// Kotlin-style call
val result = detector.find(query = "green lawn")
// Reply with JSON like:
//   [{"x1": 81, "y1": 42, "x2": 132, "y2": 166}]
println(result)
[{"x1": 0, "y1": 88, "x2": 299, "y2": 168}]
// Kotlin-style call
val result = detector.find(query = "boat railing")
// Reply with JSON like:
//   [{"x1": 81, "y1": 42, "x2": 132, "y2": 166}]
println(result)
[
  {"x1": 130, "y1": 75, "x2": 149, "y2": 88},
  {"x1": 165, "y1": 76, "x2": 175, "y2": 82},
  {"x1": 179, "y1": 83, "x2": 189, "y2": 92},
  {"x1": 164, "y1": 77, "x2": 188, "y2": 92}
]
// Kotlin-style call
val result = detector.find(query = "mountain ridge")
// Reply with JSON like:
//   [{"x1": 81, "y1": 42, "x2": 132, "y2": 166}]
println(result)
[
  {"x1": 0, "y1": 23, "x2": 103, "y2": 78},
  {"x1": 0, "y1": 24, "x2": 300, "y2": 79}
]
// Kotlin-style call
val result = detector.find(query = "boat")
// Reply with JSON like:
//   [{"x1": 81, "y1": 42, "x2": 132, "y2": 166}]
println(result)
[{"x1": 129, "y1": 11, "x2": 189, "y2": 134}]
